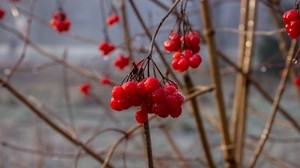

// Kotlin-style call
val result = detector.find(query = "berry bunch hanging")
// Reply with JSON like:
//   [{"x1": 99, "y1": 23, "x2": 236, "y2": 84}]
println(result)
[
  {"x1": 106, "y1": 13, "x2": 119, "y2": 27},
  {"x1": 114, "y1": 54, "x2": 130, "y2": 70},
  {"x1": 98, "y1": 41, "x2": 116, "y2": 56},
  {"x1": 283, "y1": 8, "x2": 300, "y2": 38},
  {"x1": 0, "y1": 8, "x2": 5, "y2": 20},
  {"x1": 50, "y1": 10, "x2": 71, "y2": 33},
  {"x1": 163, "y1": 1, "x2": 202, "y2": 72},
  {"x1": 110, "y1": 56, "x2": 184, "y2": 124}
]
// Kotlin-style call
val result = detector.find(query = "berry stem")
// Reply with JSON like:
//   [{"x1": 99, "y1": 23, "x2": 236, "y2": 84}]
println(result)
[
  {"x1": 184, "y1": 74, "x2": 215, "y2": 168},
  {"x1": 143, "y1": 121, "x2": 154, "y2": 168}
]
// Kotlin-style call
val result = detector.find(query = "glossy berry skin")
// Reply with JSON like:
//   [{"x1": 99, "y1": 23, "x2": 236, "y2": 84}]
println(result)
[
  {"x1": 114, "y1": 54, "x2": 130, "y2": 70},
  {"x1": 112, "y1": 86, "x2": 126, "y2": 100},
  {"x1": 106, "y1": 14, "x2": 120, "y2": 26},
  {"x1": 283, "y1": 9, "x2": 299, "y2": 24},
  {"x1": 144, "y1": 77, "x2": 160, "y2": 93},
  {"x1": 0, "y1": 8, "x2": 5, "y2": 20},
  {"x1": 98, "y1": 41, "x2": 116, "y2": 56},
  {"x1": 78, "y1": 83, "x2": 91, "y2": 97},
  {"x1": 164, "y1": 39, "x2": 180, "y2": 52},
  {"x1": 189, "y1": 54, "x2": 202, "y2": 68},
  {"x1": 135, "y1": 110, "x2": 148, "y2": 124},
  {"x1": 177, "y1": 58, "x2": 189, "y2": 72},
  {"x1": 169, "y1": 32, "x2": 181, "y2": 44}
]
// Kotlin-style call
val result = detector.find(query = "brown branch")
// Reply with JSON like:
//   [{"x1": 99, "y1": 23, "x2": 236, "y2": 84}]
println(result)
[{"x1": 0, "y1": 78, "x2": 114, "y2": 168}]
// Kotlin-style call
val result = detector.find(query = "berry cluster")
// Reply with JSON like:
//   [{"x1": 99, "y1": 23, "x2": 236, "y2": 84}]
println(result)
[
  {"x1": 106, "y1": 14, "x2": 119, "y2": 26},
  {"x1": 50, "y1": 10, "x2": 71, "y2": 33},
  {"x1": 0, "y1": 8, "x2": 5, "y2": 20},
  {"x1": 164, "y1": 31, "x2": 202, "y2": 72},
  {"x1": 78, "y1": 83, "x2": 91, "y2": 97},
  {"x1": 283, "y1": 9, "x2": 300, "y2": 38},
  {"x1": 110, "y1": 77, "x2": 184, "y2": 124},
  {"x1": 114, "y1": 54, "x2": 130, "y2": 70},
  {"x1": 98, "y1": 41, "x2": 116, "y2": 56}
]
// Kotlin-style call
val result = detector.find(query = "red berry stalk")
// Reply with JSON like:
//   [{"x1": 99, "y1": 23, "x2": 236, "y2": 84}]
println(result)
[{"x1": 50, "y1": 10, "x2": 71, "y2": 33}]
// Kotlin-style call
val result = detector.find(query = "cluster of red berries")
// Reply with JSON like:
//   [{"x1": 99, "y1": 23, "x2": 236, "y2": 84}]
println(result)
[
  {"x1": 164, "y1": 31, "x2": 202, "y2": 72},
  {"x1": 283, "y1": 9, "x2": 300, "y2": 38},
  {"x1": 78, "y1": 83, "x2": 91, "y2": 97},
  {"x1": 110, "y1": 77, "x2": 184, "y2": 124},
  {"x1": 114, "y1": 54, "x2": 130, "y2": 70},
  {"x1": 172, "y1": 50, "x2": 202, "y2": 72},
  {"x1": 50, "y1": 10, "x2": 71, "y2": 33},
  {"x1": 0, "y1": 8, "x2": 5, "y2": 20},
  {"x1": 98, "y1": 41, "x2": 116, "y2": 56},
  {"x1": 106, "y1": 14, "x2": 119, "y2": 26}
]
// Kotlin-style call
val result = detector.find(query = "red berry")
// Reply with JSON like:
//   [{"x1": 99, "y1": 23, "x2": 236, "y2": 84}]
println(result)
[
  {"x1": 151, "y1": 87, "x2": 166, "y2": 103},
  {"x1": 63, "y1": 19, "x2": 71, "y2": 31},
  {"x1": 189, "y1": 54, "x2": 202, "y2": 68},
  {"x1": 135, "y1": 110, "x2": 148, "y2": 124},
  {"x1": 164, "y1": 84, "x2": 177, "y2": 94},
  {"x1": 172, "y1": 58, "x2": 180, "y2": 70},
  {"x1": 295, "y1": 76, "x2": 300, "y2": 87},
  {"x1": 106, "y1": 14, "x2": 120, "y2": 26},
  {"x1": 152, "y1": 103, "x2": 168, "y2": 117},
  {"x1": 173, "y1": 92, "x2": 184, "y2": 105},
  {"x1": 110, "y1": 98, "x2": 123, "y2": 111},
  {"x1": 182, "y1": 50, "x2": 193, "y2": 59},
  {"x1": 169, "y1": 106, "x2": 182, "y2": 118},
  {"x1": 78, "y1": 83, "x2": 91, "y2": 97},
  {"x1": 288, "y1": 20, "x2": 300, "y2": 38},
  {"x1": 164, "y1": 39, "x2": 180, "y2": 52},
  {"x1": 122, "y1": 81, "x2": 137, "y2": 96},
  {"x1": 137, "y1": 81, "x2": 148, "y2": 97},
  {"x1": 189, "y1": 32, "x2": 200, "y2": 45},
  {"x1": 130, "y1": 95, "x2": 143, "y2": 106},
  {"x1": 172, "y1": 52, "x2": 181, "y2": 59},
  {"x1": 99, "y1": 41, "x2": 116, "y2": 56},
  {"x1": 169, "y1": 32, "x2": 181, "y2": 44},
  {"x1": 283, "y1": 9, "x2": 299, "y2": 24},
  {"x1": 114, "y1": 54, "x2": 130, "y2": 70},
  {"x1": 119, "y1": 99, "x2": 132, "y2": 110},
  {"x1": 177, "y1": 58, "x2": 189, "y2": 72},
  {"x1": 0, "y1": 8, "x2": 6, "y2": 19},
  {"x1": 112, "y1": 86, "x2": 126, "y2": 100},
  {"x1": 144, "y1": 77, "x2": 160, "y2": 93},
  {"x1": 191, "y1": 45, "x2": 200, "y2": 54}
]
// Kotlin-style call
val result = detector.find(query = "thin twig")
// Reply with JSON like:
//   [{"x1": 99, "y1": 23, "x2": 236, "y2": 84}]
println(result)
[{"x1": 248, "y1": 40, "x2": 297, "y2": 168}]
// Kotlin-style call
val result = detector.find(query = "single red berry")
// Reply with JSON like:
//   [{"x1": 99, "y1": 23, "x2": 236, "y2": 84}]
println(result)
[
  {"x1": 172, "y1": 58, "x2": 180, "y2": 70},
  {"x1": 136, "y1": 81, "x2": 148, "y2": 97},
  {"x1": 164, "y1": 39, "x2": 180, "y2": 52},
  {"x1": 110, "y1": 98, "x2": 123, "y2": 111},
  {"x1": 122, "y1": 81, "x2": 137, "y2": 96},
  {"x1": 99, "y1": 41, "x2": 115, "y2": 56},
  {"x1": 288, "y1": 20, "x2": 300, "y2": 38},
  {"x1": 151, "y1": 87, "x2": 166, "y2": 103},
  {"x1": 114, "y1": 54, "x2": 130, "y2": 70},
  {"x1": 173, "y1": 92, "x2": 184, "y2": 105},
  {"x1": 177, "y1": 58, "x2": 189, "y2": 72},
  {"x1": 169, "y1": 32, "x2": 181, "y2": 44},
  {"x1": 169, "y1": 105, "x2": 182, "y2": 118},
  {"x1": 135, "y1": 110, "x2": 148, "y2": 124},
  {"x1": 106, "y1": 14, "x2": 120, "y2": 26},
  {"x1": 182, "y1": 50, "x2": 193, "y2": 59},
  {"x1": 78, "y1": 83, "x2": 91, "y2": 97},
  {"x1": 172, "y1": 52, "x2": 181, "y2": 60},
  {"x1": 191, "y1": 44, "x2": 200, "y2": 54},
  {"x1": 283, "y1": 9, "x2": 299, "y2": 24},
  {"x1": 152, "y1": 103, "x2": 168, "y2": 117},
  {"x1": 112, "y1": 86, "x2": 126, "y2": 100},
  {"x1": 189, "y1": 32, "x2": 200, "y2": 45},
  {"x1": 181, "y1": 34, "x2": 191, "y2": 45},
  {"x1": 189, "y1": 54, "x2": 202, "y2": 68},
  {"x1": 144, "y1": 77, "x2": 160, "y2": 93},
  {"x1": 0, "y1": 8, "x2": 6, "y2": 19},
  {"x1": 164, "y1": 84, "x2": 177, "y2": 94},
  {"x1": 295, "y1": 76, "x2": 300, "y2": 87}
]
